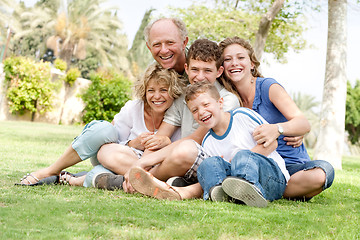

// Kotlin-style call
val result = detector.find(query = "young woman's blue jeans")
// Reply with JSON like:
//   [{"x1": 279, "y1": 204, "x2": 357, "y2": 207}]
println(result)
[
  {"x1": 286, "y1": 160, "x2": 335, "y2": 190},
  {"x1": 197, "y1": 150, "x2": 287, "y2": 201}
]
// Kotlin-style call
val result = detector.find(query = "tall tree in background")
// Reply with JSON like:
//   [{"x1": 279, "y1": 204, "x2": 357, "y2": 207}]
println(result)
[
  {"x1": 127, "y1": 9, "x2": 154, "y2": 77},
  {"x1": 313, "y1": 0, "x2": 347, "y2": 170},
  {"x1": 171, "y1": 0, "x2": 308, "y2": 63},
  {"x1": 253, "y1": 0, "x2": 284, "y2": 60}
]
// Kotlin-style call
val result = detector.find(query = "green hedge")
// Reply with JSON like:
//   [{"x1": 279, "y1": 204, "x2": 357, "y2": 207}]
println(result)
[
  {"x1": 3, "y1": 56, "x2": 55, "y2": 118},
  {"x1": 81, "y1": 70, "x2": 132, "y2": 123}
]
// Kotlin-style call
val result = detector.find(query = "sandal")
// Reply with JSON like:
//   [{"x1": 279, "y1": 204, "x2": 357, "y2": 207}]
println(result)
[
  {"x1": 15, "y1": 173, "x2": 60, "y2": 186},
  {"x1": 59, "y1": 171, "x2": 88, "y2": 185},
  {"x1": 59, "y1": 171, "x2": 73, "y2": 185},
  {"x1": 15, "y1": 173, "x2": 40, "y2": 186},
  {"x1": 129, "y1": 167, "x2": 182, "y2": 201}
]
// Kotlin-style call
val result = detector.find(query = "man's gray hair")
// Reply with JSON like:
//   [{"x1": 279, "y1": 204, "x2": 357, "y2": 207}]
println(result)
[{"x1": 144, "y1": 17, "x2": 188, "y2": 44}]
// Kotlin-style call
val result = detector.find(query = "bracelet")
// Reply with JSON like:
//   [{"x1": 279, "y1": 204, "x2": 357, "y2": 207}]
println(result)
[{"x1": 125, "y1": 140, "x2": 131, "y2": 146}]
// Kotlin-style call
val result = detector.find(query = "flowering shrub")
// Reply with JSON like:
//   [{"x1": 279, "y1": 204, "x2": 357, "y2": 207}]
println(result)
[
  {"x1": 64, "y1": 67, "x2": 81, "y2": 86},
  {"x1": 81, "y1": 69, "x2": 132, "y2": 123},
  {"x1": 3, "y1": 56, "x2": 55, "y2": 118},
  {"x1": 54, "y1": 58, "x2": 67, "y2": 72}
]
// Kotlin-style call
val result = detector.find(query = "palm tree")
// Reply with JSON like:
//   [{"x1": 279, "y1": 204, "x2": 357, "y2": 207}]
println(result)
[{"x1": 14, "y1": 0, "x2": 129, "y2": 72}]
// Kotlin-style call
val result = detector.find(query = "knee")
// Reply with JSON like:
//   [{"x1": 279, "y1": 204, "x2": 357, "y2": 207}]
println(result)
[
  {"x1": 95, "y1": 121, "x2": 118, "y2": 143},
  {"x1": 311, "y1": 168, "x2": 327, "y2": 188},
  {"x1": 74, "y1": 121, "x2": 118, "y2": 156},
  {"x1": 316, "y1": 161, "x2": 335, "y2": 189},
  {"x1": 232, "y1": 150, "x2": 252, "y2": 165},
  {"x1": 293, "y1": 168, "x2": 326, "y2": 189},
  {"x1": 97, "y1": 144, "x2": 122, "y2": 167},
  {"x1": 198, "y1": 157, "x2": 218, "y2": 173},
  {"x1": 170, "y1": 140, "x2": 198, "y2": 168}
]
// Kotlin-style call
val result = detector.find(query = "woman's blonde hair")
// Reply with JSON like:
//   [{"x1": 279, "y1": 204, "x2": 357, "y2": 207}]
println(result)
[
  {"x1": 134, "y1": 63, "x2": 186, "y2": 102},
  {"x1": 218, "y1": 36, "x2": 263, "y2": 106}
]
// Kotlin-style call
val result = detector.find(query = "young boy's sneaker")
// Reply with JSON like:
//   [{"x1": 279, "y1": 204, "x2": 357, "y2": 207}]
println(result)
[
  {"x1": 221, "y1": 176, "x2": 268, "y2": 208},
  {"x1": 94, "y1": 173, "x2": 124, "y2": 191},
  {"x1": 209, "y1": 185, "x2": 229, "y2": 202},
  {"x1": 166, "y1": 176, "x2": 193, "y2": 187}
]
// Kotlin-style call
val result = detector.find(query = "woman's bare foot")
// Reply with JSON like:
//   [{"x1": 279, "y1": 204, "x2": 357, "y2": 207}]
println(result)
[{"x1": 17, "y1": 168, "x2": 59, "y2": 185}]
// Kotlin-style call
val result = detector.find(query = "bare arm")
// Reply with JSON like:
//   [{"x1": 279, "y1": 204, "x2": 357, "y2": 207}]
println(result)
[
  {"x1": 270, "y1": 84, "x2": 310, "y2": 136},
  {"x1": 251, "y1": 139, "x2": 278, "y2": 157},
  {"x1": 253, "y1": 84, "x2": 310, "y2": 147},
  {"x1": 182, "y1": 125, "x2": 209, "y2": 144},
  {"x1": 143, "y1": 122, "x2": 178, "y2": 150},
  {"x1": 135, "y1": 125, "x2": 209, "y2": 169}
]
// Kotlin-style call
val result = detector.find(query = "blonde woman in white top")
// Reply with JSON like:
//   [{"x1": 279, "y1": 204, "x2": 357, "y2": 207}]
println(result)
[{"x1": 17, "y1": 63, "x2": 185, "y2": 187}]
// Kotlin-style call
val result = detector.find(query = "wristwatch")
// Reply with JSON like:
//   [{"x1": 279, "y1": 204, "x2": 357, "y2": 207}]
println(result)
[{"x1": 277, "y1": 124, "x2": 284, "y2": 135}]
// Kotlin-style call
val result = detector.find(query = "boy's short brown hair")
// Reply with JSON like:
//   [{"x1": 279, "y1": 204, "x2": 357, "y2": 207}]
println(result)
[
  {"x1": 186, "y1": 39, "x2": 222, "y2": 69},
  {"x1": 185, "y1": 82, "x2": 220, "y2": 103}
]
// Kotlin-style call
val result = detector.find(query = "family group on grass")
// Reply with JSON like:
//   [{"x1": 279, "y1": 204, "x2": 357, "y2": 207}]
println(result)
[{"x1": 16, "y1": 17, "x2": 335, "y2": 207}]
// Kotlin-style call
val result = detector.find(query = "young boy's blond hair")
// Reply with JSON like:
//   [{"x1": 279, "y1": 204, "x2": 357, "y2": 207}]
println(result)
[{"x1": 185, "y1": 82, "x2": 220, "y2": 103}]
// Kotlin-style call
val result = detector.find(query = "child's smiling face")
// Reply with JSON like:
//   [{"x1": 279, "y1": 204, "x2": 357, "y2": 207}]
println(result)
[
  {"x1": 185, "y1": 59, "x2": 223, "y2": 85},
  {"x1": 187, "y1": 92, "x2": 223, "y2": 129}
]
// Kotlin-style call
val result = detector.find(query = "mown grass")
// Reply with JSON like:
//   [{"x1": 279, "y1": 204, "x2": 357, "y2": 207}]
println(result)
[{"x1": 1, "y1": 120, "x2": 359, "y2": 239}]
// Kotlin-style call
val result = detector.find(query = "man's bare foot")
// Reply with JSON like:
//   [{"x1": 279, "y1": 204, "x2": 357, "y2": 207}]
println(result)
[{"x1": 59, "y1": 172, "x2": 86, "y2": 186}]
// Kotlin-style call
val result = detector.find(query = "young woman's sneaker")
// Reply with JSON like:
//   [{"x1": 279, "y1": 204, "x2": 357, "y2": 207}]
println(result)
[{"x1": 221, "y1": 177, "x2": 268, "y2": 208}]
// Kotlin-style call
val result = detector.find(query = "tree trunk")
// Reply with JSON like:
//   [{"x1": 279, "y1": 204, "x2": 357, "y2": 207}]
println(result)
[
  {"x1": 253, "y1": 0, "x2": 285, "y2": 61},
  {"x1": 313, "y1": 0, "x2": 347, "y2": 170}
]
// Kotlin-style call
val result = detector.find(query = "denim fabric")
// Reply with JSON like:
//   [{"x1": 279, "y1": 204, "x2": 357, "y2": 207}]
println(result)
[
  {"x1": 198, "y1": 150, "x2": 287, "y2": 201},
  {"x1": 72, "y1": 120, "x2": 119, "y2": 161},
  {"x1": 83, "y1": 164, "x2": 115, "y2": 188},
  {"x1": 286, "y1": 160, "x2": 335, "y2": 190}
]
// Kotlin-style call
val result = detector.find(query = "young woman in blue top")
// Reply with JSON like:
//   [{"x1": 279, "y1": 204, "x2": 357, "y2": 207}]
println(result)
[{"x1": 218, "y1": 36, "x2": 334, "y2": 200}]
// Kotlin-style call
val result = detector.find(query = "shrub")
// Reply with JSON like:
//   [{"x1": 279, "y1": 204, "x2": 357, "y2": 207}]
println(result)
[
  {"x1": 345, "y1": 80, "x2": 360, "y2": 145},
  {"x1": 53, "y1": 58, "x2": 67, "y2": 72},
  {"x1": 64, "y1": 67, "x2": 81, "y2": 86},
  {"x1": 81, "y1": 69, "x2": 132, "y2": 123},
  {"x1": 3, "y1": 56, "x2": 55, "y2": 119}
]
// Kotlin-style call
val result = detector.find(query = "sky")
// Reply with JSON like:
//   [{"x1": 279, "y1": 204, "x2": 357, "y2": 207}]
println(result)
[{"x1": 25, "y1": 0, "x2": 360, "y2": 102}]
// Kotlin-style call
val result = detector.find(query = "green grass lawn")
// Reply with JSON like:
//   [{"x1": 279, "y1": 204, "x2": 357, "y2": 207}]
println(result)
[{"x1": 1, "y1": 120, "x2": 359, "y2": 240}]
